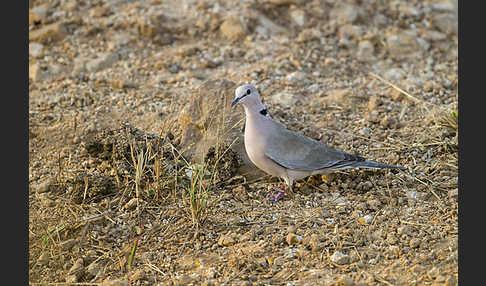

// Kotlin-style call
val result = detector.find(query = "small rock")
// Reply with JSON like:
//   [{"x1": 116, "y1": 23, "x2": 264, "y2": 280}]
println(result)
[
  {"x1": 34, "y1": 178, "x2": 54, "y2": 193},
  {"x1": 357, "y1": 215, "x2": 373, "y2": 225},
  {"x1": 87, "y1": 261, "x2": 102, "y2": 277},
  {"x1": 60, "y1": 238, "x2": 77, "y2": 250},
  {"x1": 432, "y1": 13, "x2": 457, "y2": 35},
  {"x1": 286, "y1": 233, "x2": 303, "y2": 245},
  {"x1": 37, "y1": 252, "x2": 49, "y2": 266},
  {"x1": 331, "y1": 251, "x2": 350, "y2": 265},
  {"x1": 66, "y1": 274, "x2": 78, "y2": 283},
  {"x1": 29, "y1": 43, "x2": 44, "y2": 58},
  {"x1": 339, "y1": 24, "x2": 363, "y2": 39},
  {"x1": 384, "y1": 68, "x2": 405, "y2": 81},
  {"x1": 386, "y1": 29, "x2": 422, "y2": 60},
  {"x1": 131, "y1": 269, "x2": 144, "y2": 281},
  {"x1": 290, "y1": 9, "x2": 306, "y2": 26},
  {"x1": 409, "y1": 237, "x2": 421, "y2": 248},
  {"x1": 123, "y1": 198, "x2": 139, "y2": 211},
  {"x1": 110, "y1": 79, "x2": 136, "y2": 89},
  {"x1": 337, "y1": 274, "x2": 355, "y2": 286},
  {"x1": 444, "y1": 275, "x2": 457, "y2": 286},
  {"x1": 272, "y1": 234, "x2": 284, "y2": 245},
  {"x1": 100, "y1": 279, "x2": 129, "y2": 286},
  {"x1": 357, "y1": 40, "x2": 374, "y2": 62},
  {"x1": 272, "y1": 92, "x2": 300, "y2": 106},
  {"x1": 29, "y1": 4, "x2": 49, "y2": 24},
  {"x1": 218, "y1": 235, "x2": 235, "y2": 247},
  {"x1": 268, "y1": 0, "x2": 296, "y2": 4},
  {"x1": 325, "y1": 89, "x2": 350, "y2": 103},
  {"x1": 391, "y1": 89, "x2": 405, "y2": 102},
  {"x1": 330, "y1": 4, "x2": 359, "y2": 25},
  {"x1": 368, "y1": 95, "x2": 382, "y2": 111},
  {"x1": 386, "y1": 233, "x2": 398, "y2": 245},
  {"x1": 297, "y1": 28, "x2": 321, "y2": 42},
  {"x1": 29, "y1": 22, "x2": 68, "y2": 44},
  {"x1": 86, "y1": 53, "x2": 120, "y2": 73},
  {"x1": 286, "y1": 71, "x2": 307, "y2": 82},
  {"x1": 220, "y1": 15, "x2": 247, "y2": 40}
]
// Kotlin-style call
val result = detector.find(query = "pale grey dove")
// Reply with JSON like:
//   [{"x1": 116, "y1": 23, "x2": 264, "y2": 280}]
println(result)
[{"x1": 231, "y1": 84, "x2": 406, "y2": 198}]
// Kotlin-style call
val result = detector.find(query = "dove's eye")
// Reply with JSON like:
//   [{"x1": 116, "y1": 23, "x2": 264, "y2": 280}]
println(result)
[{"x1": 246, "y1": 89, "x2": 251, "y2": 95}]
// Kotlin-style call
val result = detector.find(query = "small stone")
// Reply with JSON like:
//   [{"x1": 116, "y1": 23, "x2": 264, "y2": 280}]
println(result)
[
  {"x1": 307, "y1": 234, "x2": 321, "y2": 251},
  {"x1": 37, "y1": 252, "x2": 49, "y2": 266},
  {"x1": 29, "y1": 22, "x2": 68, "y2": 44},
  {"x1": 123, "y1": 198, "x2": 139, "y2": 211},
  {"x1": 131, "y1": 269, "x2": 144, "y2": 281},
  {"x1": 337, "y1": 274, "x2": 355, "y2": 286},
  {"x1": 34, "y1": 178, "x2": 54, "y2": 193},
  {"x1": 272, "y1": 92, "x2": 300, "y2": 107},
  {"x1": 330, "y1": 4, "x2": 359, "y2": 25},
  {"x1": 330, "y1": 251, "x2": 350, "y2": 265},
  {"x1": 444, "y1": 275, "x2": 457, "y2": 286},
  {"x1": 66, "y1": 274, "x2": 78, "y2": 283},
  {"x1": 391, "y1": 89, "x2": 405, "y2": 102},
  {"x1": 357, "y1": 40, "x2": 374, "y2": 62},
  {"x1": 86, "y1": 53, "x2": 120, "y2": 73},
  {"x1": 100, "y1": 279, "x2": 129, "y2": 286},
  {"x1": 325, "y1": 89, "x2": 350, "y2": 103},
  {"x1": 432, "y1": 13, "x2": 457, "y2": 35},
  {"x1": 29, "y1": 4, "x2": 49, "y2": 24},
  {"x1": 386, "y1": 29, "x2": 422, "y2": 60},
  {"x1": 111, "y1": 79, "x2": 136, "y2": 89},
  {"x1": 409, "y1": 237, "x2": 421, "y2": 248},
  {"x1": 290, "y1": 9, "x2": 306, "y2": 26},
  {"x1": 87, "y1": 261, "x2": 102, "y2": 277},
  {"x1": 386, "y1": 233, "x2": 398, "y2": 245},
  {"x1": 272, "y1": 234, "x2": 284, "y2": 245},
  {"x1": 286, "y1": 233, "x2": 303, "y2": 245},
  {"x1": 220, "y1": 15, "x2": 247, "y2": 40},
  {"x1": 60, "y1": 239, "x2": 77, "y2": 250},
  {"x1": 357, "y1": 215, "x2": 373, "y2": 225},
  {"x1": 29, "y1": 43, "x2": 44, "y2": 58},
  {"x1": 368, "y1": 95, "x2": 382, "y2": 111},
  {"x1": 218, "y1": 235, "x2": 235, "y2": 247}
]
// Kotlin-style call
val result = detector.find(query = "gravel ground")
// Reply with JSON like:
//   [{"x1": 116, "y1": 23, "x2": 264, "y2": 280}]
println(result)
[{"x1": 29, "y1": 0, "x2": 458, "y2": 285}]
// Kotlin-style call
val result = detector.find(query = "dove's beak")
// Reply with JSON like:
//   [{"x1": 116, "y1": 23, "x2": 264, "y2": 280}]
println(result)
[{"x1": 231, "y1": 97, "x2": 240, "y2": 107}]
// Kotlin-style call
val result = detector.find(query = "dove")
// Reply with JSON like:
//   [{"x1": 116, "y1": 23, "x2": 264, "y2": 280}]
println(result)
[{"x1": 231, "y1": 84, "x2": 406, "y2": 199}]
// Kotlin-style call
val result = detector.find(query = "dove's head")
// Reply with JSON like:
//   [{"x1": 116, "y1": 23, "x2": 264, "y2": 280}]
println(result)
[{"x1": 231, "y1": 84, "x2": 261, "y2": 108}]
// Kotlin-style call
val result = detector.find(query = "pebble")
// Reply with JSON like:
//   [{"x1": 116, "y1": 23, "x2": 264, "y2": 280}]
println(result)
[
  {"x1": 330, "y1": 251, "x2": 350, "y2": 265},
  {"x1": 357, "y1": 40, "x2": 374, "y2": 61},
  {"x1": 100, "y1": 280, "x2": 129, "y2": 286},
  {"x1": 272, "y1": 92, "x2": 300, "y2": 107},
  {"x1": 290, "y1": 9, "x2": 306, "y2": 26},
  {"x1": 220, "y1": 15, "x2": 247, "y2": 40},
  {"x1": 29, "y1": 22, "x2": 68, "y2": 44},
  {"x1": 29, "y1": 43, "x2": 44, "y2": 58},
  {"x1": 386, "y1": 29, "x2": 422, "y2": 60},
  {"x1": 409, "y1": 237, "x2": 421, "y2": 248},
  {"x1": 367, "y1": 95, "x2": 382, "y2": 111},
  {"x1": 218, "y1": 235, "x2": 235, "y2": 247},
  {"x1": 386, "y1": 233, "x2": 398, "y2": 245},
  {"x1": 37, "y1": 252, "x2": 49, "y2": 266},
  {"x1": 86, "y1": 261, "x2": 102, "y2": 277},
  {"x1": 357, "y1": 215, "x2": 373, "y2": 225},
  {"x1": 86, "y1": 53, "x2": 120, "y2": 73},
  {"x1": 123, "y1": 198, "x2": 139, "y2": 211},
  {"x1": 286, "y1": 233, "x2": 303, "y2": 245}
]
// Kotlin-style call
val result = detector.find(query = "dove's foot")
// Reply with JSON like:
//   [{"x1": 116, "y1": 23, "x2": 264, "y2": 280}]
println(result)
[{"x1": 267, "y1": 184, "x2": 294, "y2": 202}]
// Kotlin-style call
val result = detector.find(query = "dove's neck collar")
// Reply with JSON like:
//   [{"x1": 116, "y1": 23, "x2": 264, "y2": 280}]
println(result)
[
  {"x1": 259, "y1": 108, "x2": 268, "y2": 116},
  {"x1": 243, "y1": 98, "x2": 269, "y2": 118}
]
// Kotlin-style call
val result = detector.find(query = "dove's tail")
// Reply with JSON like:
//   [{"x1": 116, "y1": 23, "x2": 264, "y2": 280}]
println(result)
[{"x1": 355, "y1": 160, "x2": 407, "y2": 171}]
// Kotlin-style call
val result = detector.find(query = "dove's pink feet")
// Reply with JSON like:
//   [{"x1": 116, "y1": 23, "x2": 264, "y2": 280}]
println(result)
[{"x1": 267, "y1": 184, "x2": 289, "y2": 202}]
